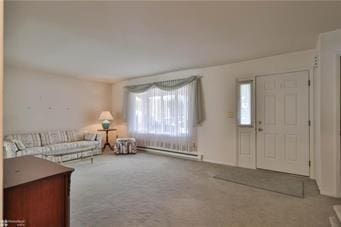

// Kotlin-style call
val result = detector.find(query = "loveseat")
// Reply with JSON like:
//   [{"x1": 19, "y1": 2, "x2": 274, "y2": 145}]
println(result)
[{"x1": 3, "y1": 130, "x2": 102, "y2": 162}]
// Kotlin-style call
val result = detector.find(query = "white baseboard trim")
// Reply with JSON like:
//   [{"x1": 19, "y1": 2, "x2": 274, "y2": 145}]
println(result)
[{"x1": 138, "y1": 147, "x2": 200, "y2": 161}]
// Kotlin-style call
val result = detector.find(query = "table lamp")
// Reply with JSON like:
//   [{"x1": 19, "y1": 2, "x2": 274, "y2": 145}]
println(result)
[{"x1": 99, "y1": 111, "x2": 114, "y2": 129}]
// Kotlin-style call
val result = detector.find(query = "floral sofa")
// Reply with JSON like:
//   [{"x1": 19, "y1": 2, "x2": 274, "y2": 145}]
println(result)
[{"x1": 3, "y1": 130, "x2": 102, "y2": 162}]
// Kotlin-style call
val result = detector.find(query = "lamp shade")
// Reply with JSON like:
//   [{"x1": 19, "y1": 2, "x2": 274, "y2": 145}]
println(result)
[{"x1": 98, "y1": 111, "x2": 114, "y2": 121}]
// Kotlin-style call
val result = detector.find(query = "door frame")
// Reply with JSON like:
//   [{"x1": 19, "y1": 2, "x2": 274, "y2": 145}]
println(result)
[
  {"x1": 236, "y1": 77, "x2": 256, "y2": 169},
  {"x1": 237, "y1": 69, "x2": 314, "y2": 178},
  {"x1": 335, "y1": 51, "x2": 341, "y2": 197}
]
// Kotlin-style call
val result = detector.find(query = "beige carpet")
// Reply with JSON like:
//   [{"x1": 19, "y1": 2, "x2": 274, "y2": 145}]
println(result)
[{"x1": 65, "y1": 152, "x2": 341, "y2": 227}]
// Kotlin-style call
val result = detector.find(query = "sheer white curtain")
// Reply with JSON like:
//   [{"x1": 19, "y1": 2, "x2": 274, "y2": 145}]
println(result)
[{"x1": 127, "y1": 82, "x2": 197, "y2": 153}]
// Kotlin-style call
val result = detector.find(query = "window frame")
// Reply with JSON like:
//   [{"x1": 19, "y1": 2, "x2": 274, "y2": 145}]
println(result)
[{"x1": 237, "y1": 79, "x2": 254, "y2": 127}]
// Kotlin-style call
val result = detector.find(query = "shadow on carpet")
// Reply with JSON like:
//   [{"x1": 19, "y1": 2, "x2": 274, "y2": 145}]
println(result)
[{"x1": 214, "y1": 168, "x2": 306, "y2": 198}]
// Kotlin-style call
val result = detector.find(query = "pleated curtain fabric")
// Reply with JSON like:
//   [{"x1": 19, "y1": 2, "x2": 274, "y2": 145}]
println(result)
[{"x1": 123, "y1": 76, "x2": 204, "y2": 153}]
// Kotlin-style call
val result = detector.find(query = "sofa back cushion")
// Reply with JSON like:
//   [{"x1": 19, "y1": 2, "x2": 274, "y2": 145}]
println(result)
[
  {"x1": 40, "y1": 130, "x2": 68, "y2": 146},
  {"x1": 66, "y1": 130, "x2": 84, "y2": 142},
  {"x1": 4, "y1": 133, "x2": 42, "y2": 148},
  {"x1": 84, "y1": 133, "x2": 96, "y2": 141}
]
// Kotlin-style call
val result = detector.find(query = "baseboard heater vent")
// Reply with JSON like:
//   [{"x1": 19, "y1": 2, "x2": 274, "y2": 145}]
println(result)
[{"x1": 137, "y1": 146, "x2": 199, "y2": 160}]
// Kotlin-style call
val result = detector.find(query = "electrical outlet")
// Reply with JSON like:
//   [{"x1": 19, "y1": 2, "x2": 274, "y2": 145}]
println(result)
[{"x1": 227, "y1": 112, "x2": 234, "y2": 118}]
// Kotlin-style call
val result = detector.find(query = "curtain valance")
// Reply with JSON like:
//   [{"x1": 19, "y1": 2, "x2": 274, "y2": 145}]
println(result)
[
  {"x1": 125, "y1": 76, "x2": 198, "y2": 93},
  {"x1": 123, "y1": 76, "x2": 205, "y2": 126}
]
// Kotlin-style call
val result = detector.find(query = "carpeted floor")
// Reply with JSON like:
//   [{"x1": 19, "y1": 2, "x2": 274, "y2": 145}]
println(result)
[{"x1": 65, "y1": 152, "x2": 341, "y2": 227}]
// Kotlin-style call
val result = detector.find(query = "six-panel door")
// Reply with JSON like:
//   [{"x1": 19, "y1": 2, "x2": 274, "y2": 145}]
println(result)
[{"x1": 256, "y1": 71, "x2": 309, "y2": 176}]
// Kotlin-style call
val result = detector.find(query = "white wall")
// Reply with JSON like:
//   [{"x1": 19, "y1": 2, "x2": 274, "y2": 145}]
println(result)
[
  {"x1": 315, "y1": 29, "x2": 341, "y2": 197},
  {"x1": 112, "y1": 49, "x2": 315, "y2": 166},
  {"x1": 4, "y1": 66, "x2": 112, "y2": 135}
]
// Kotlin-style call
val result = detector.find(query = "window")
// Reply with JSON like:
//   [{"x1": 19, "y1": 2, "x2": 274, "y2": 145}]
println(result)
[
  {"x1": 127, "y1": 83, "x2": 196, "y2": 153},
  {"x1": 130, "y1": 86, "x2": 191, "y2": 136},
  {"x1": 238, "y1": 81, "x2": 253, "y2": 126}
]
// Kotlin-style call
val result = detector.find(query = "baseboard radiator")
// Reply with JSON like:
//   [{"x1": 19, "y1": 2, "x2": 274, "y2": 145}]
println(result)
[{"x1": 137, "y1": 146, "x2": 201, "y2": 161}]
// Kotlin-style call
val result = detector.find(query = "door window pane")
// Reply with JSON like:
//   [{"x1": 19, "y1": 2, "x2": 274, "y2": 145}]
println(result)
[{"x1": 239, "y1": 82, "x2": 252, "y2": 126}]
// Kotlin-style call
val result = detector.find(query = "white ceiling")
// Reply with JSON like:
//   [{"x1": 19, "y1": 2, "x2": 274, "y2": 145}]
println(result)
[{"x1": 5, "y1": 1, "x2": 341, "y2": 82}]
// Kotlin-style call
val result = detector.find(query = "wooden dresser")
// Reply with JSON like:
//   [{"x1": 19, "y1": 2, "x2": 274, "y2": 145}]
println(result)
[{"x1": 4, "y1": 156, "x2": 74, "y2": 227}]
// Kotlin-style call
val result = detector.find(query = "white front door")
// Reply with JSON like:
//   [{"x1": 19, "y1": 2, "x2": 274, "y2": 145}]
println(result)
[{"x1": 256, "y1": 71, "x2": 310, "y2": 176}]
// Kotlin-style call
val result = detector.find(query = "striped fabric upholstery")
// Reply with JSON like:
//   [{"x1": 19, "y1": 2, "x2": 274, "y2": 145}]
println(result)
[
  {"x1": 40, "y1": 130, "x2": 68, "y2": 146},
  {"x1": 66, "y1": 130, "x2": 84, "y2": 142},
  {"x1": 45, "y1": 141, "x2": 99, "y2": 152},
  {"x1": 17, "y1": 146, "x2": 50, "y2": 156},
  {"x1": 10, "y1": 139, "x2": 26, "y2": 150},
  {"x1": 3, "y1": 141, "x2": 18, "y2": 158},
  {"x1": 84, "y1": 133, "x2": 96, "y2": 141},
  {"x1": 5, "y1": 133, "x2": 41, "y2": 148}
]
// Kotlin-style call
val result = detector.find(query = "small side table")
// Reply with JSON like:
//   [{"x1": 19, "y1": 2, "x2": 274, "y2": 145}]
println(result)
[{"x1": 97, "y1": 129, "x2": 117, "y2": 152}]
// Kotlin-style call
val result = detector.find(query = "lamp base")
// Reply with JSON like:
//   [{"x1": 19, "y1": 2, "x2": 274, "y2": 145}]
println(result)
[{"x1": 102, "y1": 120, "x2": 110, "y2": 130}]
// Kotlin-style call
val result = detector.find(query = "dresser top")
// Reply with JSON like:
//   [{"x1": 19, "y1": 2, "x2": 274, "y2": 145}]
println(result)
[{"x1": 4, "y1": 156, "x2": 74, "y2": 189}]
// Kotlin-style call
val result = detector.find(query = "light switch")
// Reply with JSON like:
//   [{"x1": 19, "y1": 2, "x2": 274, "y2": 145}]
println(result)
[{"x1": 227, "y1": 112, "x2": 234, "y2": 118}]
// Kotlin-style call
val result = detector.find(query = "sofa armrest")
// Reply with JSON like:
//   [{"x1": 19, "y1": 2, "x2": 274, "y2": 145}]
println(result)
[
  {"x1": 95, "y1": 134, "x2": 103, "y2": 147},
  {"x1": 3, "y1": 140, "x2": 18, "y2": 158}
]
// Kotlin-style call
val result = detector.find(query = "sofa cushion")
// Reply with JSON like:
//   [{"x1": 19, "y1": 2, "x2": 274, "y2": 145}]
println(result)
[
  {"x1": 10, "y1": 139, "x2": 26, "y2": 150},
  {"x1": 45, "y1": 142, "x2": 79, "y2": 152},
  {"x1": 44, "y1": 140, "x2": 99, "y2": 153},
  {"x1": 66, "y1": 130, "x2": 83, "y2": 142},
  {"x1": 18, "y1": 146, "x2": 49, "y2": 156},
  {"x1": 5, "y1": 133, "x2": 42, "y2": 148},
  {"x1": 40, "y1": 130, "x2": 68, "y2": 146},
  {"x1": 71, "y1": 141, "x2": 99, "y2": 149},
  {"x1": 84, "y1": 133, "x2": 96, "y2": 141}
]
